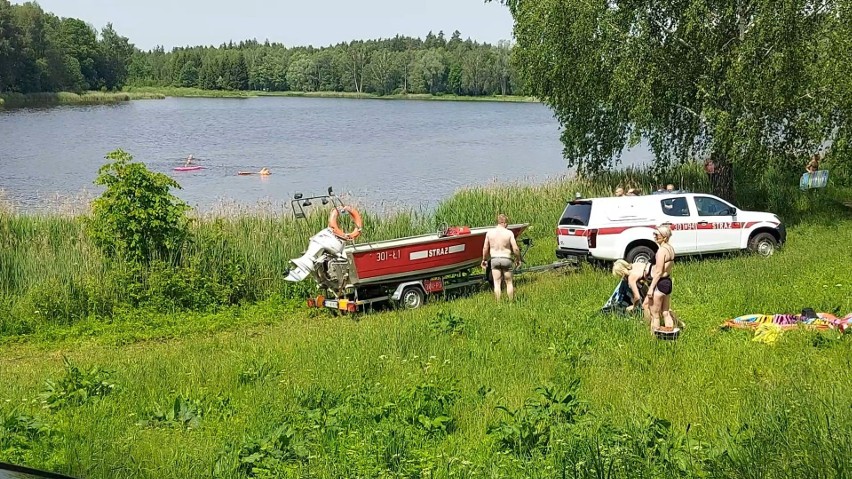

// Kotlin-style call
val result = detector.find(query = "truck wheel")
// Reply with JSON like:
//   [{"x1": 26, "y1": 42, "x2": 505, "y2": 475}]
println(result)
[
  {"x1": 400, "y1": 286, "x2": 425, "y2": 310},
  {"x1": 626, "y1": 245, "x2": 655, "y2": 264},
  {"x1": 748, "y1": 233, "x2": 777, "y2": 257}
]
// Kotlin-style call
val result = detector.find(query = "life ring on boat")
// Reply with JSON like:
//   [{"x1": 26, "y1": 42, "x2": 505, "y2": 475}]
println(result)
[{"x1": 329, "y1": 206, "x2": 363, "y2": 240}]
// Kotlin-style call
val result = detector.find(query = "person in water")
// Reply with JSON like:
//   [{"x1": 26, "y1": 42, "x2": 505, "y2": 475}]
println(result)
[
  {"x1": 482, "y1": 214, "x2": 521, "y2": 301},
  {"x1": 185, "y1": 154, "x2": 194, "y2": 167},
  {"x1": 647, "y1": 225, "x2": 676, "y2": 332},
  {"x1": 614, "y1": 187, "x2": 625, "y2": 197},
  {"x1": 259, "y1": 167, "x2": 270, "y2": 176},
  {"x1": 612, "y1": 259, "x2": 652, "y2": 321}
]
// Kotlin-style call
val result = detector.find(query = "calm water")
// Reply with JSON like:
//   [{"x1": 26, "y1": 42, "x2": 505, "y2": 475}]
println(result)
[{"x1": 0, "y1": 97, "x2": 650, "y2": 212}]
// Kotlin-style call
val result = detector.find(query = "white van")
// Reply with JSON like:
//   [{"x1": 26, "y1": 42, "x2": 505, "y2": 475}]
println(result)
[{"x1": 555, "y1": 192, "x2": 786, "y2": 263}]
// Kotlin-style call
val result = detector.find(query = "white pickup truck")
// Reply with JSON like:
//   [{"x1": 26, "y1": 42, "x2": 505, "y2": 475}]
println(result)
[{"x1": 555, "y1": 192, "x2": 786, "y2": 263}]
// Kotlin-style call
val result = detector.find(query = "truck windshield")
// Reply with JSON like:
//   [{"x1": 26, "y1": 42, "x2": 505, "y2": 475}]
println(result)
[{"x1": 559, "y1": 202, "x2": 592, "y2": 226}]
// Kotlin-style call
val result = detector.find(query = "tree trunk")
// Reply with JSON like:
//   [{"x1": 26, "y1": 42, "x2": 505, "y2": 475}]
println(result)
[{"x1": 708, "y1": 152, "x2": 735, "y2": 203}]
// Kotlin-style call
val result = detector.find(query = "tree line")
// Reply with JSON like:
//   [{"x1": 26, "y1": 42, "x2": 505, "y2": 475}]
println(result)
[
  {"x1": 126, "y1": 32, "x2": 524, "y2": 96},
  {"x1": 0, "y1": 0, "x2": 134, "y2": 93},
  {"x1": 1, "y1": 1, "x2": 524, "y2": 97}
]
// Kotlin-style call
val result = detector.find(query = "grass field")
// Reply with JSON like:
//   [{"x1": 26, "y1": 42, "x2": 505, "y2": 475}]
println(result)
[{"x1": 1, "y1": 165, "x2": 851, "y2": 478}]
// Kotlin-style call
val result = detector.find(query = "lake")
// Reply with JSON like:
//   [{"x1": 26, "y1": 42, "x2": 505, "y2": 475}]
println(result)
[{"x1": 0, "y1": 97, "x2": 651, "y2": 213}]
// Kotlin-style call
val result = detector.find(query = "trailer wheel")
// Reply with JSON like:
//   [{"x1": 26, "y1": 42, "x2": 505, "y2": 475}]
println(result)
[{"x1": 400, "y1": 286, "x2": 426, "y2": 310}]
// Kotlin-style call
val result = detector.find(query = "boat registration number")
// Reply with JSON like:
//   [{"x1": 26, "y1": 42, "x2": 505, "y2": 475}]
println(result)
[
  {"x1": 423, "y1": 278, "x2": 444, "y2": 293},
  {"x1": 376, "y1": 250, "x2": 402, "y2": 262}
]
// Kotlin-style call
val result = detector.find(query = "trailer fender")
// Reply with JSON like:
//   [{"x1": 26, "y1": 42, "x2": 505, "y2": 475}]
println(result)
[{"x1": 391, "y1": 281, "x2": 425, "y2": 301}]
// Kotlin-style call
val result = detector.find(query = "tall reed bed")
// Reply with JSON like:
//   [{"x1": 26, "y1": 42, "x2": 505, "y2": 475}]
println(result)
[{"x1": 0, "y1": 92, "x2": 137, "y2": 107}]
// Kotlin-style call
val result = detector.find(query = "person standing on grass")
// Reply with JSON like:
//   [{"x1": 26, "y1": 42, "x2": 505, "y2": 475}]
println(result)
[
  {"x1": 482, "y1": 214, "x2": 521, "y2": 301},
  {"x1": 647, "y1": 225, "x2": 676, "y2": 332}
]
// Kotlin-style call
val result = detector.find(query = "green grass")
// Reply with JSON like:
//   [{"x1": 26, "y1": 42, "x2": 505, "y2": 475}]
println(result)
[
  {"x1": 0, "y1": 91, "x2": 164, "y2": 108},
  {"x1": 1, "y1": 165, "x2": 851, "y2": 477},
  {"x1": 1, "y1": 218, "x2": 850, "y2": 478}
]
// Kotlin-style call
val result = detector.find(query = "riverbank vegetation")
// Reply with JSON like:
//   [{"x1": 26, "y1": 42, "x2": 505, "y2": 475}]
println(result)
[
  {"x1": 0, "y1": 91, "x2": 163, "y2": 108},
  {"x1": 1, "y1": 152, "x2": 850, "y2": 478}
]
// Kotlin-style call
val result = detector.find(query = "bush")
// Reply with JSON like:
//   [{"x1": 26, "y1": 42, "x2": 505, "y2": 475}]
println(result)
[{"x1": 88, "y1": 149, "x2": 189, "y2": 263}]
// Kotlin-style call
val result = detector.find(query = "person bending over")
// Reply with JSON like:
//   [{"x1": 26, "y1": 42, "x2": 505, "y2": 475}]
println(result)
[
  {"x1": 482, "y1": 214, "x2": 520, "y2": 301},
  {"x1": 612, "y1": 259, "x2": 652, "y2": 321}
]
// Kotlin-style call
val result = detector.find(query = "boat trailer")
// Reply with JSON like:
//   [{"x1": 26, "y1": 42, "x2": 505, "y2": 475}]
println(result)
[{"x1": 306, "y1": 238, "x2": 577, "y2": 314}]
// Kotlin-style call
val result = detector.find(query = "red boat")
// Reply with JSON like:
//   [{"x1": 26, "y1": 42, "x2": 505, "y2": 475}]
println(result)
[
  {"x1": 346, "y1": 225, "x2": 528, "y2": 286},
  {"x1": 284, "y1": 189, "x2": 530, "y2": 310}
]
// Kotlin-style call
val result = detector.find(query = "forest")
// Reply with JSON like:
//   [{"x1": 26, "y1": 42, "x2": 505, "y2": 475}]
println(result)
[{"x1": 0, "y1": 0, "x2": 523, "y2": 97}]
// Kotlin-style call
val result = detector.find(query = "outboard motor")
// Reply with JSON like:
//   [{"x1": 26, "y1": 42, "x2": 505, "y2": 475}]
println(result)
[{"x1": 285, "y1": 228, "x2": 346, "y2": 282}]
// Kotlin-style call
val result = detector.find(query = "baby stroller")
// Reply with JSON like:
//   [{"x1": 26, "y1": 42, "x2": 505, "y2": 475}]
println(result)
[{"x1": 601, "y1": 277, "x2": 648, "y2": 315}]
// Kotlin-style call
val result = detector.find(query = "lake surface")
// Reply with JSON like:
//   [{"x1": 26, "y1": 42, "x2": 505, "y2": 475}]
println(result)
[{"x1": 0, "y1": 97, "x2": 651, "y2": 213}]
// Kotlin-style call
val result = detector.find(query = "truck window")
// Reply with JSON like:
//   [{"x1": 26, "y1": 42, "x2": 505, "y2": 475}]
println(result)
[
  {"x1": 694, "y1": 196, "x2": 731, "y2": 216},
  {"x1": 660, "y1": 197, "x2": 689, "y2": 217},
  {"x1": 559, "y1": 202, "x2": 592, "y2": 226}
]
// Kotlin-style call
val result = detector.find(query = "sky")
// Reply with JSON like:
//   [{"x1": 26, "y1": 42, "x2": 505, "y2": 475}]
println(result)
[{"x1": 18, "y1": 0, "x2": 515, "y2": 51}]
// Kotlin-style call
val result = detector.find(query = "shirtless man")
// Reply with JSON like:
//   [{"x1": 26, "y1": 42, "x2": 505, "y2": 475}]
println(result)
[{"x1": 481, "y1": 214, "x2": 521, "y2": 301}]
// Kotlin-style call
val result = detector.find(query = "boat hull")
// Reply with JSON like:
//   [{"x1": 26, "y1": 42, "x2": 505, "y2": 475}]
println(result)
[{"x1": 346, "y1": 224, "x2": 528, "y2": 286}]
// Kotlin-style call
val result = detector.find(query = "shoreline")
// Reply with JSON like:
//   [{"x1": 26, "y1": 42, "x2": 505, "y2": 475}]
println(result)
[
  {"x1": 124, "y1": 86, "x2": 540, "y2": 103},
  {"x1": 1, "y1": 88, "x2": 537, "y2": 108}
]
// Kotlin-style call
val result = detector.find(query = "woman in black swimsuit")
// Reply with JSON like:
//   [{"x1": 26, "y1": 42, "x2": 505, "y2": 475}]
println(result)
[{"x1": 647, "y1": 225, "x2": 676, "y2": 332}]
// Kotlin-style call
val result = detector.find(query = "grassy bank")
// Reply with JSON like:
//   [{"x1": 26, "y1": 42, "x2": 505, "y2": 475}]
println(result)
[
  {"x1": 122, "y1": 86, "x2": 537, "y2": 102},
  {"x1": 0, "y1": 91, "x2": 164, "y2": 108},
  {"x1": 1, "y1": 209, "x2": 851, "y2": 478}
]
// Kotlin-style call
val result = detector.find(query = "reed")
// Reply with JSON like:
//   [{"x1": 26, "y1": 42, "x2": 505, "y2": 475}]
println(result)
[{"x1": 0, "y1": 91, "x2": 138, "y2": 107}]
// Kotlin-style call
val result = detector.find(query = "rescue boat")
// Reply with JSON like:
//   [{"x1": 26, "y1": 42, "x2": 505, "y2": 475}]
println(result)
[{"x1": 284, "y1": 189, "x2": 528, "y2": 293}]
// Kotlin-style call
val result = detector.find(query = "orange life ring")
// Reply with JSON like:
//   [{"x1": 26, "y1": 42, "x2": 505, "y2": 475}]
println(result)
[{"x1": 328, "y1": 206, "x2": 363, "y2": 240}]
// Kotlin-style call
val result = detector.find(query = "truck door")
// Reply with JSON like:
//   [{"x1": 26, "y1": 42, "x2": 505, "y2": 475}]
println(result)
[
  {"x1": 692, "y1": 196, "x2": 742, "y2": 252},
  {"x1": 658, "y1": 196, "x2": 697, "y2": 254}
]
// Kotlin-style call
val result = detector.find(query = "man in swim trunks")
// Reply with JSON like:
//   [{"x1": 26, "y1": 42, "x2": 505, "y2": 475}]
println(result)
[{"x1": 482, "y1": 214, "x2": 521, "y2": 301}]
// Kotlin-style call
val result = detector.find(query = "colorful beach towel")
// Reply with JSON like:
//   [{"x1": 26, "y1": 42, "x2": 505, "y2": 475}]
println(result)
[{"x1": 722, "y1": 311, "x2": 852, "y2": 332}]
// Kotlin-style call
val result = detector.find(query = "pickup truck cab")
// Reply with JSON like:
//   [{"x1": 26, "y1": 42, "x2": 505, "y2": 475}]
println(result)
[{"x1": 555, "y1": 192, "x2": 786, "y2": 263}]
